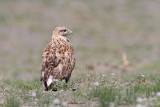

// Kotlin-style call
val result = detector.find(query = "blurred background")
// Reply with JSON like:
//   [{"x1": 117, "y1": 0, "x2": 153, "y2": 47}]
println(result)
[{"x1": 0, "y1": 0, "x2": 160, "y2": 80}]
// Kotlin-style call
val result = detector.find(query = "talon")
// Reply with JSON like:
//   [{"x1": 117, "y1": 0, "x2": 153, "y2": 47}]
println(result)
[
  {"x1": 43, "y1": 90, "x2": 48, "y2": 93},
  {"x1": 43, "y1": 88, "x2": 49, "y2": 92}
]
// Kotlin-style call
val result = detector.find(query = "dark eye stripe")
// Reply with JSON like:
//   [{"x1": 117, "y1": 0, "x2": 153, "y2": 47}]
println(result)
[{"x1": 60, "y1": 29, "x2": 67, "y2": 32}]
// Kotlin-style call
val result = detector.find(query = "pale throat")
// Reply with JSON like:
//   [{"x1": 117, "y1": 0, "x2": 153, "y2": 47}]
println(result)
[{"x1": 51, "y1": 34, "x2": 68, "y2": 41}]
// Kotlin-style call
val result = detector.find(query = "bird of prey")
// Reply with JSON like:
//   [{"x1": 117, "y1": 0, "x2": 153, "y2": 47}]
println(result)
[{"x1": 40, "y1": 26, "x2": 75, "y2": 91}]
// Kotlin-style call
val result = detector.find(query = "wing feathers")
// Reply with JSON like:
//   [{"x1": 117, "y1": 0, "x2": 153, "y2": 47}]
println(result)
[{"x1": 41, "y1": 36, "x2": 75, "y2": 83}]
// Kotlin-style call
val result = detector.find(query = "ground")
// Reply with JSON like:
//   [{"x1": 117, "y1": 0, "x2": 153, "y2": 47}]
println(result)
[{"x1": 0, "y1": 0, "x2": 160, "y2": 107}]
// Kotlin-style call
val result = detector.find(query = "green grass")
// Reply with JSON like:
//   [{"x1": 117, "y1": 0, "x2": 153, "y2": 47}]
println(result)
[
  {"x1": 87, "y1": 76, "x2": 160, "y2": 107},
  {"x1": 1, "y1": 71, "x2": 160, "y2": 106},
  {"x1": 4, "y1": 97, "x2": 20, "y2": 107},
  {"x1": 89, "y1": 87, "x2": 118, "y2": 107}
]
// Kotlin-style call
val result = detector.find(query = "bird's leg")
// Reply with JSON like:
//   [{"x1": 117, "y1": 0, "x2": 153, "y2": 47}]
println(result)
[
  {"x1": 43, "y1": 81, "x2": 48, "y2": 92},
  {"x1": 65, "y1": 73, "x2": 72, "y2": 83},
  {"x1": 49, "y1": 83, "x2": 53, "y2": 90},
  {"x1": 52, "y1": 81, "x2": 57, "y2": 91},
  {"x1": 65, "y1": 78, "x2": 69, "y2": 83}
]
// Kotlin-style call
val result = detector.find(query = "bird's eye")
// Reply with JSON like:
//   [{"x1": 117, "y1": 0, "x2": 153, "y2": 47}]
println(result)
[{"x1": 63, "y1": 29, "x2": 67, "y2": 32}]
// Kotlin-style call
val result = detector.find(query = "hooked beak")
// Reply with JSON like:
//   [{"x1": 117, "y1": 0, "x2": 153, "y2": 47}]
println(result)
[{"x1": 68, "y1": 30, "x2": 73, "y2": 35}]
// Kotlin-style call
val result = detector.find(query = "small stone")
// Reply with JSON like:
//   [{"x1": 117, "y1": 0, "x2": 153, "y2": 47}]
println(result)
[
  {"x1": 93, "y1": 82, "x2": 99, "y2": 87},
  {"x1": 32, "y1": 92, "x2": 36, "y2": 97},
  {"x1": 136, "y1": 104, "x2": 145, "y2": 107},
  {"x1": 102, "y1": 75, "x2": 106, "y2": 77},
  {"x1": 156, "y1": 92, "x2": 160, "y2": 96},
  {"x1": 62, "y1": 101, "x2": 68, "y2": 106},
  {"x1": 53, "y1": 98, "x2": 60, "y2": 105},
  {"x1": 141, "y1": 75, "x2": 145, "y2": 77},
  {"x1": 136, "y1": 97, "x2": 143, "y2": 102},
  {"x1": 59, "y1": 90, "x2": 64, "y2": 92},
  {"x1": 111, "y1": 73, "x2": 115, "y2": 76}
]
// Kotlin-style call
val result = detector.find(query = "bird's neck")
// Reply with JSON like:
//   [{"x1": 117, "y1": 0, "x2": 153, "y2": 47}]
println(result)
[{"x1": 51, "y1": 34, "x2": 68, "y2": 42}]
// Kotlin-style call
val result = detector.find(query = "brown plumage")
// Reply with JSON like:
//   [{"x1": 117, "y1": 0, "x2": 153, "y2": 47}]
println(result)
[{"x1": 40, "y1": 26, "x2": 75, "y2": 91}]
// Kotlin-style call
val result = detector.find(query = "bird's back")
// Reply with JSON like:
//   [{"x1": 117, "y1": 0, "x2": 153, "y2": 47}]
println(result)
[{"x1": 41, "y1": 36, "x2": 75, "y2": 82}]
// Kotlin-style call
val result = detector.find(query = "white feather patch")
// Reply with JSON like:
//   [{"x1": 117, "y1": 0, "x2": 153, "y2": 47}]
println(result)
[
  {"x1": 56, "y1": 52, "x2": 59, "y2": 57},
  {"x1": 65, "y1": 52, "x2": 69, "y2": 58},
  {"x1": 58, "y1": 36, "x2": 67, "y2": 41},
  {"x1": 47, "y1": 75, "x2": 53, "y2": 86},
  {"x1": 41, "y1": 71, "x2": 44, "y2": 77}
]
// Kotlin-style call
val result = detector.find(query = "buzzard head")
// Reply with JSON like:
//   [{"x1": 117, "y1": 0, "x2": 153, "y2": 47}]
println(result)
[{"x1": 53, "y1": 26, "x2": 72, "y2": 37}]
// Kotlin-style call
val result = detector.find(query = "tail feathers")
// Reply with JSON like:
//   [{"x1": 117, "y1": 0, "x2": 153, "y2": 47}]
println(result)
[{"x1": 47, "y1": 75, "x2": 53, "y2": 86}]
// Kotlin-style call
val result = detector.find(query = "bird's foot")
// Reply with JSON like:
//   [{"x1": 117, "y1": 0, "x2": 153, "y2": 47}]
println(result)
[{"x1": 43, "y1": 89, "x2": 49, "y2": 93}]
